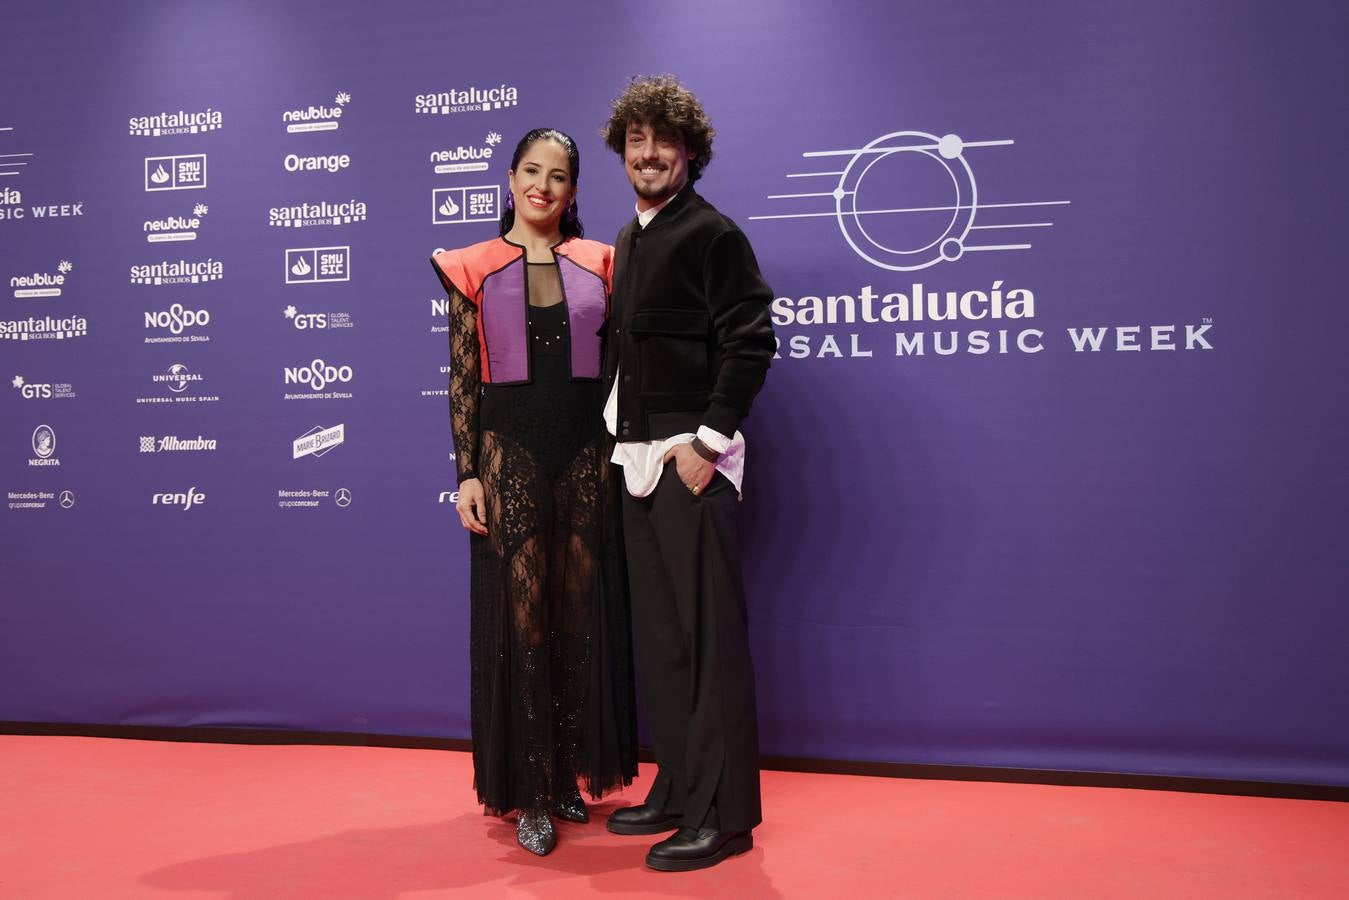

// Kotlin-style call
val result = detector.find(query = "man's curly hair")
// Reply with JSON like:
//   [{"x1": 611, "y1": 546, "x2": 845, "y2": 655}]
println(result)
[{"x1": 602, "y1": 75, "x2": 715, "y2": 183}]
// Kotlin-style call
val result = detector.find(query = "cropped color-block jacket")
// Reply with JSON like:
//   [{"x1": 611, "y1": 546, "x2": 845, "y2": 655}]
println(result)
[{"x1": 431, "y1": 237, "x2": 614, "y2": 384}]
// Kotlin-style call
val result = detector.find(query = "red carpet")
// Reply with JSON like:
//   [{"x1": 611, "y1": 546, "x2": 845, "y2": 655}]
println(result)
[{"x1": 1, "y1": 736, "x2": 1345, "y2": 898}]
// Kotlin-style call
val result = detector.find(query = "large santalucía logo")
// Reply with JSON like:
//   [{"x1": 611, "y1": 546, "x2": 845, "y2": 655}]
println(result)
[{"x1": 752, "y1": 131, "x2": 1068, "y2": 271}]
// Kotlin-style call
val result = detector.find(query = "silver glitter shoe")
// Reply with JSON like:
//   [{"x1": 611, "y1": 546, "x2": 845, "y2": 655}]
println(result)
[
  {"x1": 554, "y1": 790, "x2": 589, "y2": 824},
  {"x1": 516, "y1": 808, "x2": 557, "y2": 856}
]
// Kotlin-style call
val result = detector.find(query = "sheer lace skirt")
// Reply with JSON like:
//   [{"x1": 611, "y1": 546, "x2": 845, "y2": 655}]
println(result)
[{"x1": 468, "y1": 429, "x2": 636, "y2": 816}]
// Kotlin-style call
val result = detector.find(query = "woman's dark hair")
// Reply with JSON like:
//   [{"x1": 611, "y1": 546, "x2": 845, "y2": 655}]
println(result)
[
  {"x1": 602, "y1": 75, "x2": 714, "y2": 183},
  {"x1": 499, "y1": 127, "x2": 584, "y2": 239}
]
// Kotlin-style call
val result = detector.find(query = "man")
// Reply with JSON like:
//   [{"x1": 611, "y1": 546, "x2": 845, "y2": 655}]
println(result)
[{"x1": 600, "y1": 75, "x2": 776, "y2": 872}]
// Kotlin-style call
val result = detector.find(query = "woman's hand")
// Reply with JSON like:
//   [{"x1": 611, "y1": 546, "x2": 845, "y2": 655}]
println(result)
[{"x1": 457, "y1": 478, "x2": 489, "y2": 535}]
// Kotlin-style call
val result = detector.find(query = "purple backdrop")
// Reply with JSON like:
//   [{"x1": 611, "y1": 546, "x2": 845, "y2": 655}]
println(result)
[{"x1": 3, "y1": 0, "x2": 1347, "y2": 787}]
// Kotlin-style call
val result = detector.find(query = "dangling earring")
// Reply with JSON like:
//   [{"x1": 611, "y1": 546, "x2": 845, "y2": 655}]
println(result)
[
  {"x1": 563, "y1": 202, "x2": 577, "y2": 224},
  {"x1": 505, "y1": 191, "x2": 515, "y2": 211}
]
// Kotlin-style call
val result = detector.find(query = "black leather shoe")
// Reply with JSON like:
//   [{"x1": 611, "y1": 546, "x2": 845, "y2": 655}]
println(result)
[
  {"x1": 645, "y1": 826, "x2": 753, "y2": 871},
  {"x1": 606, "y1": 803, "x2": 683, "y2": 835}
]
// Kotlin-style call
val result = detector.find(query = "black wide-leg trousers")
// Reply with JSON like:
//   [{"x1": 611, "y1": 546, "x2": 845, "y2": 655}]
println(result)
[{"x1": 622, "y1": 461, "x2": 762, "y2": 833}]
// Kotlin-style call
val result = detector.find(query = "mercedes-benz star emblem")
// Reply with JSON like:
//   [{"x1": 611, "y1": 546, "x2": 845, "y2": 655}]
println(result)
[
  {"x1": 59, "y1": 490, "x2": 75, "y2": 509},
  {"x1": 334, "y1": 487, "x2": 352, "y2": 508}
]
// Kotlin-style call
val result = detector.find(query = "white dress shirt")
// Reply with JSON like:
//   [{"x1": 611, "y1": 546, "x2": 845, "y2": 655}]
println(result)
[{"x1": 604, "y1": 194, "x2": 747, "y2": 498}]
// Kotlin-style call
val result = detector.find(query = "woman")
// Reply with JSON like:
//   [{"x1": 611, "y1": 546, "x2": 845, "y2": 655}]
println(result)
[{"x1": 430, "y1": 129, "x2": 637, "y2": 856}]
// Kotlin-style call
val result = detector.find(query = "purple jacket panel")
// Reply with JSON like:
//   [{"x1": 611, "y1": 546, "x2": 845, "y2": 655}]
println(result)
[
  {"x1": 480, "y1": 260, "x2": 529, "y2": 384},
  {"x1": 559, "y1": 258, "x2": 606, "y2": 379}
]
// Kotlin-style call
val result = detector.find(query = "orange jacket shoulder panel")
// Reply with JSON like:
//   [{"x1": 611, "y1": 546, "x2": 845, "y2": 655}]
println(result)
[
  {"x1": 556, "y1": 238, "x2": 614, "y2": 293},
  {"x1": 431, "y1": 238, "x2": 520, "y2": 303}
]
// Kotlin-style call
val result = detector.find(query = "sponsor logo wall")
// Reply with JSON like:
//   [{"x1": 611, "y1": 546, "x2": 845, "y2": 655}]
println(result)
[{"x1": 4, "y1": 0, "x2": 1343, "y2": 791}]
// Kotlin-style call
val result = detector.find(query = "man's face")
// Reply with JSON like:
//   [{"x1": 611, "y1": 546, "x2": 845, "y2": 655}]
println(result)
[{"x1": 623, "y1": 121, "x2": 693, "y2": 210}]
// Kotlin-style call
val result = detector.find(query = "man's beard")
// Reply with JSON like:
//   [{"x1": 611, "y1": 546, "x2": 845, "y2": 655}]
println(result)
[{"x1": 632, "y1": 178, "x2": 676, "y2": 202}]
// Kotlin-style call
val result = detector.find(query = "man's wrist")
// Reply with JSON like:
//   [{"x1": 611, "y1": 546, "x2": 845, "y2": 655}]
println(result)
[{"x1": 688, "y1": 437, "x2": 720, "y2": 464}]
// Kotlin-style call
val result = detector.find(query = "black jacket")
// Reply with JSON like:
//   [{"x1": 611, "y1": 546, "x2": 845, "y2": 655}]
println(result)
[{"x1": 603, "y1": 189, "x2": 775, "y2": 442}]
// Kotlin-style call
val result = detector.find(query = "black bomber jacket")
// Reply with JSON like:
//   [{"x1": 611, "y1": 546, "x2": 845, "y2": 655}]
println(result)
[{"x1": 602, "y1": 189, "x2": 776, "y2": 442}]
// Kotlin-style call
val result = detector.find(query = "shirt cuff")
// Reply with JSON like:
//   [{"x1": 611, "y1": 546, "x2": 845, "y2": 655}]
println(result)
[{"x1": 695, "y1": 426, "x2": 732, "y2": 455}]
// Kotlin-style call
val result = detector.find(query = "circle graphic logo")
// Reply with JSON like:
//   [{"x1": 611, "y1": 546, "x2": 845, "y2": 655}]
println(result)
[
  {"x1": 59, "y1": 490, "x2": 75, "y2": 509},
  {"x1": 334, "y1": 487, "x2": 352, "y2": 508},
  {"x1": 752, "y1": 129, "x2": 1068, "y2": 271},
  {"x1": 834, "y1": 131, "x2": 975, "y2": 272}
]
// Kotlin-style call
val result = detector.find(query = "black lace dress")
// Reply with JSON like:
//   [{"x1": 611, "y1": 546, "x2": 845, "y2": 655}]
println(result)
[{"x1": 447, "y1": 261, "x2": 636, "y2": 815}]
